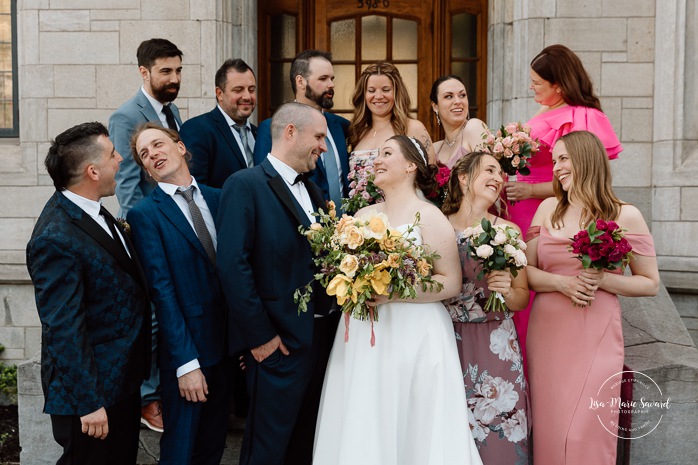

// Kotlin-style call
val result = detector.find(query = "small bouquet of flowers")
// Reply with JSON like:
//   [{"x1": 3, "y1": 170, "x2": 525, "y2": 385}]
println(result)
[
  {"x1": 477, "y1": 122, "x2": 539, "y2": 176},
  {"x1": 570, "y1": 219, "x2": 634, "y2": 270},
  {"x1": 342, "y1": 158, "x2": 383, "y2": 214},
  {"x1": 425, "y1": 163, "x2": 451, "y2": 209},
  {"x1": 295, "y1": 202, "x2": 443, "y2": 345},
  {"x1": 461, "y1": 218, "x2": 527, "y2": 313}
]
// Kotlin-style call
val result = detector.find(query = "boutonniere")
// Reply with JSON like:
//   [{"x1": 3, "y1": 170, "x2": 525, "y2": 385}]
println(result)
[{"x1": 116, "y1": 218, "x2": 131, "y2": 237}]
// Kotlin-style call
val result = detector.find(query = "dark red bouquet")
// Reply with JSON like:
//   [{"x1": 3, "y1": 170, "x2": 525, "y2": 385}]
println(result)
[
  {"x1": 570, "y1": 219, "x2": 634, "y2": 270},
  {"x1": 426, "y1": 163, "x2": 451, "y2": 208}
]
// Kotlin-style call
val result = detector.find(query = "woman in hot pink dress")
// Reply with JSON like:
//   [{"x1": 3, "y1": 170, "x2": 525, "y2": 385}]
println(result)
[
  {"x1": 505, "y1": 45, "x2": 623, "y2": 369},
  {"x1": 525, "y1": 131, "x2": 659, "y2": 465}
]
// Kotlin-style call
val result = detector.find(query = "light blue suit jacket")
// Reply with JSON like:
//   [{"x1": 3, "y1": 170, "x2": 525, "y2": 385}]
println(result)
[{"x1": 109, "y1": 90, "x2": 183, "y2": 216}]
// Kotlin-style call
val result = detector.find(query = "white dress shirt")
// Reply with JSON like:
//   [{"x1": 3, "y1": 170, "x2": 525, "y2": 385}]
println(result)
[{"x1": 267, "y1": 155, "x2": 315, "y2": 223}]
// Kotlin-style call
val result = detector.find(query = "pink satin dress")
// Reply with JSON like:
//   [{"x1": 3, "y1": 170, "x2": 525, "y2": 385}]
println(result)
[
  {"x1": 526, "y1": 226, "x2": 655, "y2": 465},
  {"x1": 510, "y1": 105, "x2": 623, "y2": 374}
]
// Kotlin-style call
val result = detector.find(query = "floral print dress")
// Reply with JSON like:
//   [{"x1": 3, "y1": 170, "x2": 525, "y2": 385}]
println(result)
[{"x1": 444, "y1": 227, "x2": 530, "y2": 465}]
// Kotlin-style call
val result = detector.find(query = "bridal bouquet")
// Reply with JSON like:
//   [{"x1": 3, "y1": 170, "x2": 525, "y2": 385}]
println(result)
[
  {"x1": 570, "y1": 219, "x2": 634, "y2": 271},
  {"x1": 425, "y1": 163, "x2": 451, "y2": 209},
  {"x1": 461, "y1": 218, "x2": 527, "y2": 313},
  {"x1": 295, "y1": 202, "x2": 443, "y2": 345},
  {"x1": 342, "y1": 158, "x2": 383, "y2": 214},
  {"x1": 478, "y1": 122, "x2": 539, "y2": 176}
]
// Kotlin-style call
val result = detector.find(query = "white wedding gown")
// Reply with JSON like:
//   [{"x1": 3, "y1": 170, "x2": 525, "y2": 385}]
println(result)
[{"x1": 313, "y1": 226, "x2": 483, "y2": 465}]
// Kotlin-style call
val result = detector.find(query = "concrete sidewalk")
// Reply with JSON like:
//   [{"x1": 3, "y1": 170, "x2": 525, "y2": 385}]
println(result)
[{"x1": 138, "y1": 425, "x2": 243, "y2": 464}]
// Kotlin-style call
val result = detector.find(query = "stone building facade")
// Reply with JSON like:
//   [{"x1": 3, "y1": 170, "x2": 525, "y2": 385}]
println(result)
[{"x1": 0, "y1": 0, "x2": 695, "y2": 362}]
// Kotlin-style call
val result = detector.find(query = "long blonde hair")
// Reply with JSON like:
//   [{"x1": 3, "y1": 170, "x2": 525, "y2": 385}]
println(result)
[
  {"x1": 551, "y1": 131, "x2": 624, "y2": 229},
  {"x1": 348, "y1": 63, "x2": 411, "y2": 149}
]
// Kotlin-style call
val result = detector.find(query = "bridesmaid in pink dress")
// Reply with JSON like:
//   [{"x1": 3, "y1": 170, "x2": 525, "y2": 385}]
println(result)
[
  {"x1": 429, "y1": 75, "x2": 489, "y2": 169},
  {"x1": 505, "y1": 45, "x2": 623, "y2": 370},
  {"x1": 525, "y1": 131, "x2": 659, "y2": 465}
]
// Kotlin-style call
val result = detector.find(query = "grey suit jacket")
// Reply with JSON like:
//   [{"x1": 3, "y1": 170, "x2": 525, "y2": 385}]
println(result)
[{"x1": 109, "y1": 89, "x2": 183, "y2": 216}]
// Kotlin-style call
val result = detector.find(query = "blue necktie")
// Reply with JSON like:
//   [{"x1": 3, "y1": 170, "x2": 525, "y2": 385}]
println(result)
[{"x1": 323, "y1": 137, "x2": 343, "y2": 212}]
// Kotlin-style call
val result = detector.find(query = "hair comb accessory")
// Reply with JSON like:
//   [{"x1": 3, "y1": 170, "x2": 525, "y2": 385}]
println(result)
[{"x1": 409, "y1": 137, "x2": 427, "y2": 165}]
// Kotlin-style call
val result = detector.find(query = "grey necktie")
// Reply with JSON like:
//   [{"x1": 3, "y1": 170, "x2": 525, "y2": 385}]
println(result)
[
  {"x1": 176, "y1": 187, "x2": 216, "y2": 264},
  {"x1": 162, "y1": 104, "x2": 178, "y2": 132},
  {"x1": 233, "y1": 124, "x2": 254, "y2": 168},
  {"x1": 323, "y1": 137, "x2": 343, "y2": 212}
]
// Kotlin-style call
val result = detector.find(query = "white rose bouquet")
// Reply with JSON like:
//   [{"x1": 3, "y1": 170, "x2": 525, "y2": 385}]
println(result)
[
  {"x1": 295, "y1": 202, "x2": 443, "y2": 345},
  {"x1": 461, "y1": 218, "x2": 527, "y2": 313}
]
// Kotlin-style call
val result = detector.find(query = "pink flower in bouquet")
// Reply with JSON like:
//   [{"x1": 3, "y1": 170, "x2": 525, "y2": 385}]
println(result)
[
  {"x1": 570, "y1": 220, "x2": 634, "y2": 271},
  {"x1": 478, "y1": 122, "x2": 539, "y2": 176}
]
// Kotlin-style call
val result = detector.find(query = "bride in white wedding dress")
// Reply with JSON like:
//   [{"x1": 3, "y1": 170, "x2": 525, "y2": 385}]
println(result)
[{"x1": 313, "y1": 135, "x2": 483, "y2": 465}]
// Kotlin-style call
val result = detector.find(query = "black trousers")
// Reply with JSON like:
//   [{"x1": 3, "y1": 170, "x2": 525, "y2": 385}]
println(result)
[{"x1": 51, "y1": 390, "x2": 141, "y2": 465}]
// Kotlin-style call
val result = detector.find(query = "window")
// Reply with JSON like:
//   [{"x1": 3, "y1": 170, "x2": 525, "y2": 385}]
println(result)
[{"x1": 0, "y1": 0, "x2": 17, "y2": 137}]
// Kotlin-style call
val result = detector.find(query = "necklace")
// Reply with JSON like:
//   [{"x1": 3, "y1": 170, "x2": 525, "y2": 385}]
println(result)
[
  {"x1": 444, "y1": 121, "x2": 467, "y2": 147},
  {"x1": 371, "y1": 121, "x2": 392, "y2": 138}
]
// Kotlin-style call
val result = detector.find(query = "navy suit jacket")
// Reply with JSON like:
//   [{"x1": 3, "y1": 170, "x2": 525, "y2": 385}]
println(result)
[
  {"x1": 216, "y1": 159, "x2": 330, "y2": 354},
  {"x1": 253, "y1": 111, "x2": 350, "y2": 201},
  {"x1": 109, "y1": 90, "x2": 183, "y2": 216},
  {"x1": 127, "y1": 184, "x2": 237, "y2": 371},
  {"x1": 26, "y1": 192, "x2": 150, "y2": 416},
  {"x1": 180, "y1": 107, "x2": 258, "y2": 188}
]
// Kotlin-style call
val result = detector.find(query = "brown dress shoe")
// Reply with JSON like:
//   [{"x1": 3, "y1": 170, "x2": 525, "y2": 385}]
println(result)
[{"x1": 141, "y1": 400, "x2": 164, "y2": 433}]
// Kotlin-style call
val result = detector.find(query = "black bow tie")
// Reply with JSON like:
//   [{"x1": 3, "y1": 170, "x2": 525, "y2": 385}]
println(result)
[{"x1": 293, "y1": 172, "x2": 311, "y2": 185}]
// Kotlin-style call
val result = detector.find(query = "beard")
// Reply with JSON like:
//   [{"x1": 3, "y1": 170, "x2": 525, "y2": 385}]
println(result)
[
  {"x1": 151, "y1": 82, "x2": 180, "y2": 103},
  {"x1": 305, "y1": 86, "x2": 334, "y2": 110}
]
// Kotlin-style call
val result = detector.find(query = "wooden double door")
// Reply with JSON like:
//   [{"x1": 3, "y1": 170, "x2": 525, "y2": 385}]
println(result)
[{"x1": 258, "y1": 0, "x2": 488, "y2": 138}]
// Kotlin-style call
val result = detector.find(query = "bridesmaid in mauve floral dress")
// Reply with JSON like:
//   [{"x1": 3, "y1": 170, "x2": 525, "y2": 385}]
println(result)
[
  {"x1": 442, "y1": 152, "x2": 530, "y2": 464},
  {"x1": 525, "y1": 131, "x2": 658, "y2": 465}
]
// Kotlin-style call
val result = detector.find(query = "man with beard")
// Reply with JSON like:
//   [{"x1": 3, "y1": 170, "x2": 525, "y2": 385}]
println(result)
[
  {"x1": 180, "y1": 58, "x2": 258, "y2": 188},
  {"x1": 108, "y1": 37, "x2": 183, "y2": 434},
  {"x1": 253, "y1": 50, "x2": 349, "y2": 212},
  {"x1": 110, "y1": 38, "x2": 183, "y2": 217}
]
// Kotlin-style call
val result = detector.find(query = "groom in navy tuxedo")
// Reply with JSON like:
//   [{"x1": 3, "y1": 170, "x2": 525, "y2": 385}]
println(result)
[
  {"x1": 26, "y1": 122, "x2": 150, "y2": 464},
  {"x1": 217, "y1": 102, "x2": 338, "y2": 465}
]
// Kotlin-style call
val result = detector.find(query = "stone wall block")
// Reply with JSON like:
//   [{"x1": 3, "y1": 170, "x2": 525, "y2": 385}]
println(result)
[
  {"x1": 627, "y1": 17, "x2": 655, "y2": 62},
  {"x1": 95, "y1": 65, "x2": 142, "y2": 110},
  {"x1": 54, "y1": 65, "x2": 96, "y2": 98},
  {"x1": 623, "y1": 97, "x2": 653, "y2": 109},
  {"x1": 575, "y1": 52, "x2": 602, "y2": 95},
  {"x1": 601, "y1": 96, "x2": 622, "y2": 132},
  {"x1": 39, "y1": 10, "x2": 90, "y2": 32},
  {"x1": 602, "y1": 0, "x2": 655, "y2": 17},
  {"x1": 601, "y1": 52, "x2": 627, "y2": 62},
  {"x1": 47, "y1": 98, "x2": 98, "y2": 109},
  {"x1": 681, "y1": 188, "x2": 698, "y2": 220},
  {"x1": 0, "y1": 143, "x2": 37, "y2": 187},
  {"x1": 652, "y1": 187, "x2": 681, "y2": 221},
  {"x1": 18, "y1": 9, "x2": 40, "y2": 65},
  {"x1": 621, "y1": 108, "x2": 653, "y2": 142},
  {"x1": 21, "y1": 0, "x2": 50, "y2": 8},
  {"x1": 602, "y1": 63, "x2": 654, "y2": 96},
  {"x1": 18, "y1": 357, "x2": 62, "y2": 465},
  {"x1": 20, "y1": 65, "x2": 54, "y2": 99},
  {"x1": 89, "y1": 9, "x2": 141, "y2": 21},
  {"x1": 611, "y1": 142, "x2": 651, "y2": 187},
  {"x1": 142, "y1": 0, "x2": 190, "y2": 20},
  {"x1": 651, "y1": 222, "x2": 698, "y2": 257},
  {"x1": 0, "y1": 327, "x2": 25, "y2": 352},
  {"x1": 119, "y1": 21, "x2": 201, "y2": 65},
  {"x1": 50, "y1": 0, "x2": 139, "y2": 8},
  {"x1": 19, "y1": 98, "x2": 48, "y2": 142},
  {"x1": 0, "y1": 186, "x2": 54, "y2": 218},
  {"x1": 39, "y1": 32, "x2": 119, "y2": 65},
  {"x1": 613, "y1": 187, "x2": 651, "y2": 223},
  {"x1": 178, "y1": 64, "x2": 202, "y2": 99},
  {"x1": 90, "y1": 21, "x2": 120, "y2": 32},
  {"x1": 556, "y1": 0, "x2": 603, "y2": 18},
  {"x1": 545, "y1": 18, "x2": 626, "y2": 51},
  {"x1": 0, "y1": 219, "x2": 35, "y2": 250},
  {"x1": 190, "y1": 0, "x2": 217, "y2": 20},
  {"x1": 47, "y1": 109, "x2": 113, "y2": 138},
  {"x1": 25, "y1": 327, "x2": 41, "y2": 363},
  {"x1": 0, "y1": 285, "x2": 41, "y2": 328}
]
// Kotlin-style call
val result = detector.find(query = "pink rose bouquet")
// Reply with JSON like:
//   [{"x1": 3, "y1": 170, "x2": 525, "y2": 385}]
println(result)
[
  {"x1": 478, "y1": 122, "x2": 539, "y2": 176},
  {"x1": 342, "y1": 158, "x2": 383, "y2": 214}
]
